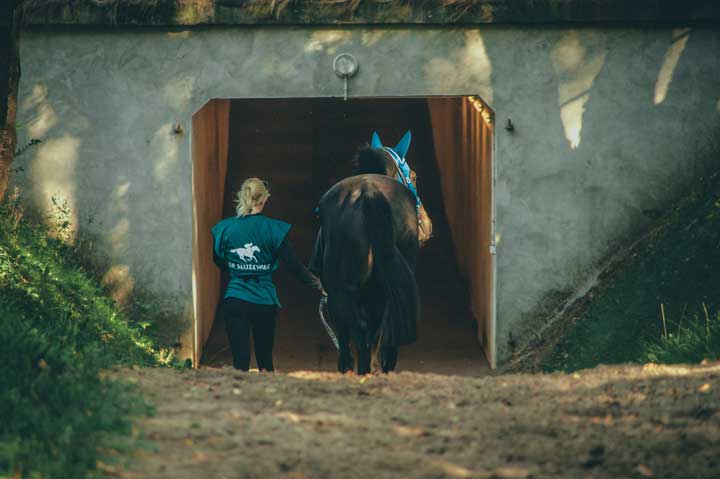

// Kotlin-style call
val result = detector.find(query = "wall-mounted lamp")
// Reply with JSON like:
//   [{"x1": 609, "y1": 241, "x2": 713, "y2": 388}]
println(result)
[
  {"x1": 172, "y1": 121, "x2": 184, "y2": 135},
  {"x1": 333, "y1": 53, "x2": 359, "y2": 101}
]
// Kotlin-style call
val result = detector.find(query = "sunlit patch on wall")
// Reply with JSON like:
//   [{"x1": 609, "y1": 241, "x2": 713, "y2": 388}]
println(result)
[
  {"x1": 21, "y1": 84, "x2": 57, "y2": 138},
  {"x1": 151, "y1": 123, "x2": 179, "y2": 179},
  {"x1": 106, "y1": 182, "x2": 131, "y2": 267},
  {"x1": 28, "y1": 103, "x2": 57, "y2": 138},
  {"x1": 114, "y1": 181, "x2": 130, "y2": 199},
  {"x1": 304, "y1": 31, "x2": 352, "y2": 54},
  {"x1": 102, "y1": 264, "x2": 135, "y2": 306},
  {"x1": 109, "y1": 217, "x2": 129, "y2": 256},
  {"x1": 560, "y1": 94, "x2": 589, "y2": 150},
  {"x1": 654, "y1": 28, "x2": 691, "y2": 105},
  {"x1": 424, "y1": 31, "x2": 493, "y2": 103},
  {"x1": 164, "y1": 76, "x2": 196, "y2": 112},
  {"x1": 31, "y1": 135, "x2": 80, "y2": 237},
  {"x1": 361, "y1": 31, "x2": 385, "y2": 47},
  {"x1": 22, "y1": 84, "x2": 47, "y2": 110},
  {"x1": 551, "y1": 32, "x2": 607, "y2": 150}
]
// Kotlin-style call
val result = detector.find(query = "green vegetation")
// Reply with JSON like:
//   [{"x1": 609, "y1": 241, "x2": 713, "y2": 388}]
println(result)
[
  {"x1": 645, "y1": 306, "x2": 720, "y2": 364},
  {"x1": 546, "y1": 171, "x2": 720, "y2": 372},
  {"x1": 0, "y1": 194, "x2": 165, "y2": 478}
]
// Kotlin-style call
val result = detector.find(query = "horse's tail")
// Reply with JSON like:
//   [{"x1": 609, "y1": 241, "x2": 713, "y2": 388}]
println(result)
[{"x1": 362, "y1": 186, "x2": 418, "y2": 347}]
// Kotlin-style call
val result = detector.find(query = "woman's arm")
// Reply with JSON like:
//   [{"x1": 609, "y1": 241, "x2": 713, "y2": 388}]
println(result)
[
  {"x1": 278, "y1": 238, "x2": 325, "y2": 294},
  {"x1": 211, "y1": 226, "x2": 225, "y2": 268}
]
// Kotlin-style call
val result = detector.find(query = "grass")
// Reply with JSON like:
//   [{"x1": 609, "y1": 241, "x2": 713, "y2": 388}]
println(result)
[
  {"x1": 0, "y1": 192, "x2": 169, "y2": 478},
  {"x1": 545, "y1": 170, "x2": 720, "y2": 372},
  {"x1": 645, "y1": 305, "x2": 720, "y2": 364}
]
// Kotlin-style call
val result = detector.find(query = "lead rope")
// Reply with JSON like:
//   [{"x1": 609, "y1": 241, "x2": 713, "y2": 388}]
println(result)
[{"x1": 318, "y1": 296, "x2": 340, "y2": 350}]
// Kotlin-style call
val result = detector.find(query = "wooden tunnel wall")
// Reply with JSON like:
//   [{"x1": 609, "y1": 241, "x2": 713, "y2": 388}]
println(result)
[
  {"x1": 191, "y1": 99, "x2": 230, "y2": 367},
  {"x1": 428, "y1": 97, "x2": 495, "y2": 366}
]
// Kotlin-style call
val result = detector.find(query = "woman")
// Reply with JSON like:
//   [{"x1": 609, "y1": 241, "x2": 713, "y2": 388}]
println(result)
[{"x1": 212, "y1": 178, "x2": 324, "y2": 372}]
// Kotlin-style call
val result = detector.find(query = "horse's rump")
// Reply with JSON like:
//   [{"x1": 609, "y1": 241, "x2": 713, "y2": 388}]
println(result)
[{"x1": 313, "y1": 175, "x2": 419, "y2": 346}]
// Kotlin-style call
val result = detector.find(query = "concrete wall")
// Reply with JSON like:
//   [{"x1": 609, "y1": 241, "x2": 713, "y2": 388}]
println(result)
[{"x1": 14, "y1": 26, "x2": 720, "y2": 363}]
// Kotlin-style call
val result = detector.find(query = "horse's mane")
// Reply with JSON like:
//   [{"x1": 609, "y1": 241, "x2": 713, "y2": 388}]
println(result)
[{"x1": 352, "y1": 146, "x2": 389, "y2": 175}]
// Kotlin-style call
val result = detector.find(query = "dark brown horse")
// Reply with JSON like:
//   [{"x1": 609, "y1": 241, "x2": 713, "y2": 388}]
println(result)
[{"x1": 310, "y1": 132, "x2": 432, "y2": 374}]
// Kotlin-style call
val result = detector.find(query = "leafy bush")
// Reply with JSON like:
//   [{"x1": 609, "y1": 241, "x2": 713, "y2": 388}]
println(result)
[{"x1": 0, "y1": 193, "x2": 160, "y2": 478}]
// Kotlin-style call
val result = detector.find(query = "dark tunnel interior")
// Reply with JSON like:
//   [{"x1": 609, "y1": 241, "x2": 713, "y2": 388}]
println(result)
[{"x1": 200, "y1": 97, "x2": 490, "y2": 374}]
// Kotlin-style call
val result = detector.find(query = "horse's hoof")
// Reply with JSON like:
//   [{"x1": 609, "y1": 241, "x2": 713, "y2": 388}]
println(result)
[{"x1": 338, "y1": 352, "x2": 354, "y2": 374}]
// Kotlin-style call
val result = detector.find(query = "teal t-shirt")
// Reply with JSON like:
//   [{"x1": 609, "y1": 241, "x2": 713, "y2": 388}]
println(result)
[{"x1": 211, "y1": 214, "x2": 292, "y2": 306}]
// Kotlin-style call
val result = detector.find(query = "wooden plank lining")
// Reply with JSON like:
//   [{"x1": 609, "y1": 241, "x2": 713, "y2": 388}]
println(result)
[
  {"x1": 428, "y1": 96, "x2": 495, "y2": 366},
  {"x1": 191, "y1": 99, "x2": 229, "y2": 367}
]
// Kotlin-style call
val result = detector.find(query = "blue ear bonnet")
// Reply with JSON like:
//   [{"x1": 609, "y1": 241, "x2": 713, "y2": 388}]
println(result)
[
  {"x1": 371, "y1": 131, "x2": 421, "y2": 208},
  {"x1": 394, "y1": 131, "x2": 412, "y2": 158}
]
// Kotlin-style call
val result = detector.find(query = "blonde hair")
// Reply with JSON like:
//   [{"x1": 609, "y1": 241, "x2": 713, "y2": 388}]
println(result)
[{"x1": 235, "y1": 177, "x2": 270, "y2": 217}]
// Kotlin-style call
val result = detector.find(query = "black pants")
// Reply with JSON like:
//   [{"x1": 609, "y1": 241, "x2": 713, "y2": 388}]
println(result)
[{"x1": 223, "y1": 298, "x2": 278, "y2": 371}]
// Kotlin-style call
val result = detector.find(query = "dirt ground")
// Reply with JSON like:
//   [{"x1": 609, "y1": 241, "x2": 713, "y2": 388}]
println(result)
[{"x1": 112, "y1": 362, "x2": 720, "y2": 479}]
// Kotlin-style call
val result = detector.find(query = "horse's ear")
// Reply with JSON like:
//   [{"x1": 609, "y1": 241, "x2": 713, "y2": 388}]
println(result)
[
  {"x1": 371, "y1": 131, "x2": 383, "y2": 148},
  {"x1": 395, "y1": 130, "x2": 412, "y2": 158}
]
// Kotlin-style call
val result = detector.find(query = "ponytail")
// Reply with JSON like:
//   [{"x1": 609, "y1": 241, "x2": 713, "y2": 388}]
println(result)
[{"x1": 235, "y1": 178, "x2": 270, "y2": 217}]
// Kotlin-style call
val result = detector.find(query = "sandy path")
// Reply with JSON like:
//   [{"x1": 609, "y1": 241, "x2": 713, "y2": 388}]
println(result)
[{"x1": 111, "y1": 363, "x2": 719, "y2": 479}]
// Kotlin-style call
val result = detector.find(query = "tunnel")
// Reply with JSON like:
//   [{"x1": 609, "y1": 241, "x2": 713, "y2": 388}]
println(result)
[{"x1": 191, "y1": 97, "x2": 495, "y2": 374}]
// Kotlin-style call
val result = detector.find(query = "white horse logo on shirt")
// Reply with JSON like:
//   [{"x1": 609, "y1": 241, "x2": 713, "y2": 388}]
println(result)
[{"x1": 230, "y1": 243, "x2": 261, "y2": 262}]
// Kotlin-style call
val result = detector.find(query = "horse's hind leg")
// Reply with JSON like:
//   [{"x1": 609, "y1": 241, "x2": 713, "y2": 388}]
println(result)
[
  {"x1": 328, "y1": 293, "x2": 354, "y2": 373},
  {"x1": 352, "y1": 322, "x2": 372, "y2": 375},
  {"x1": 336, "y1": 322, "x2": 354, "y2": 373},
  {"x1": 381, "y1": 346, "x2": 398, "y2": 373}
]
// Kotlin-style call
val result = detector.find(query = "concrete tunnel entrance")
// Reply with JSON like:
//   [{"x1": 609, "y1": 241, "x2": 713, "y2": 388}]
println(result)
[{"x1": 192, "y1": 97, "x2": 496, "y2": 373}]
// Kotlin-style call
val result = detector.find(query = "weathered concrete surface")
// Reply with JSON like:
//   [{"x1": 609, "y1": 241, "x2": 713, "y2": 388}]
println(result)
[
  {"x1": 14, "y1": 26, "x2": 720, "y2": 363},
  {"x1": 22, "y1": 0, "x2": 720, "y2": 26}
]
